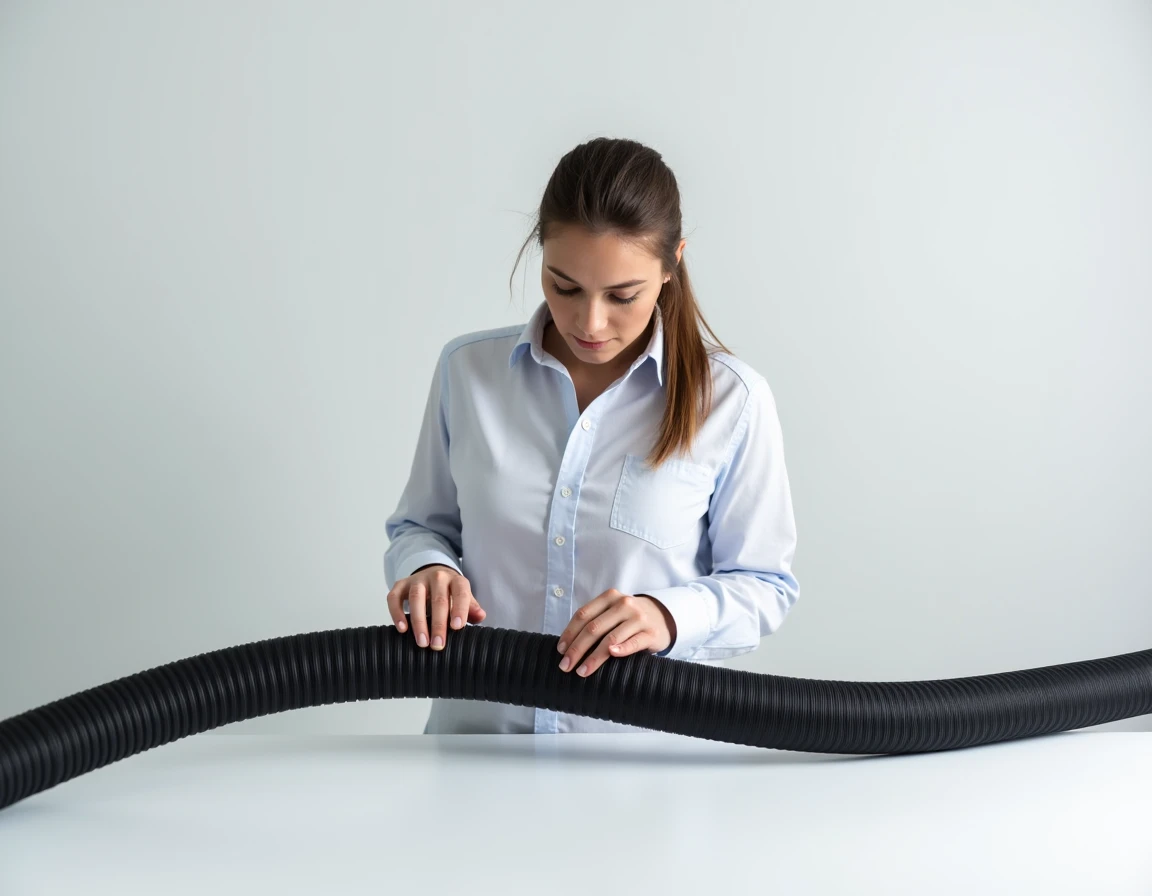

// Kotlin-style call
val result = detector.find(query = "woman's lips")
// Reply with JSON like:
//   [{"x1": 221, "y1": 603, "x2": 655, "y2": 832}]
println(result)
[{"x1": 575, "y1": 337, "x2": 608, "y2": 350}]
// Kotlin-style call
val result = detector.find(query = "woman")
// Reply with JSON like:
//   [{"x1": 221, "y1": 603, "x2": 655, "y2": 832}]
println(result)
[{"x1": 384, "y1": 136, "x2": 800, "y2": 734}]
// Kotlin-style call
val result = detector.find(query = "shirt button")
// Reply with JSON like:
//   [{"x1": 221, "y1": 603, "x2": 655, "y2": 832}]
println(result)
[
  {"x1": 581, "y1": 418, "x2": 591, "y2": 431},
  {"x1": 560, "y1": 487, "x2": 572, "y2": 497},
  {"x1": 554, "y1": 536, "x2": 565, "y2": 546},
  {"x1": 553, "y1": 587, "x2": 565, "y2": 597}
]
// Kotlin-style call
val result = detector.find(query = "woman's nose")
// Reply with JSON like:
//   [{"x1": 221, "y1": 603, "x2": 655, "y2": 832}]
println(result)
[{"x1": 578, "y1": 301, "x2": 607, "y2": 336}]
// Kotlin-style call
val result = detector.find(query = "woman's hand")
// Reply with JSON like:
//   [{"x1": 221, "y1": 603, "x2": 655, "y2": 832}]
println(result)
[
  {"x1": 386, "y1": 564, "x2": 486, "y2": 650},
  {"x1": 556, "y1": 589, "x2": 676, "y2": 677}
]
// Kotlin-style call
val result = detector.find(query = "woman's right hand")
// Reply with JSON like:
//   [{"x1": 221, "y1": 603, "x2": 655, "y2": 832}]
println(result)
[{"x1": 386, "y1": 564, "x2": 486, "y2": 650}]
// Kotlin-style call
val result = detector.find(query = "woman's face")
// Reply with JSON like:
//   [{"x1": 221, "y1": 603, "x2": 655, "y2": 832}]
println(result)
[{"x1": 540, "y1": 224, "x2": 683, "y2": 377}]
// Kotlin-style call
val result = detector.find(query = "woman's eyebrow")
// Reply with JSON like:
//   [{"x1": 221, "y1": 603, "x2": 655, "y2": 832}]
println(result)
[{"x1": 546, "y1": 266, "x2": 647, "y2": 290}]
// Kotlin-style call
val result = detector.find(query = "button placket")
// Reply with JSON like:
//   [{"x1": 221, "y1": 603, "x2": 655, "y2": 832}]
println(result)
[{"x1": 538, "y1": 405, "x2": 599, "y2": 734}]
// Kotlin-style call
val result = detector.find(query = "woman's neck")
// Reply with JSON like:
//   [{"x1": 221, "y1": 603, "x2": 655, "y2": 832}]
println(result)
[{"x1": 542, "y1": 319, "x2": 643, "y2": 386}]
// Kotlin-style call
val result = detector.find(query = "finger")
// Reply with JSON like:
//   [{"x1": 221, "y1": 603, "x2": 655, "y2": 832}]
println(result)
[
  {"x1": 556, "y1": 589, "x2": 620, "y2": 654},
  {"x1": 558, "y1": 592, "x2": 638, "y2": 662},
  {"x1": 467, "y1": 595, "x2": 486, "y2": 624},
  {"x1": 448, "y1": 577, "x2": 472, "y2": 630},
  {"x1": 578, "y1": 620, "x2": 647, "y2": 677},
  {"x1": 387, "y1": 581, "x2": 409, "y2": 632},
  {"x1": 559, "y1": 603, "x2": 630, "y2": 674},
  {"x1": 408, "y1": 582, "x2": 430, "y2": 648},
  {"x1": 607, "y1": 629, "x2": 652, "y2": 659},
  {"x1": 429, "y1": 574, "x2": 451, "y2": 650}
]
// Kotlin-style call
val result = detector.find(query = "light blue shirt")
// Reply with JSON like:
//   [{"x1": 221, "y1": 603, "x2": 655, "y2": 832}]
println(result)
[{"x1": 384, "y1": 300, "x2": 800, "y2": 734}]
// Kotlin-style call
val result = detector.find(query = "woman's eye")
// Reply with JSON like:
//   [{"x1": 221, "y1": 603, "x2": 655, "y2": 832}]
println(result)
[{"x1": 551, "y1": 284, "x2": 638, "y2": 305}]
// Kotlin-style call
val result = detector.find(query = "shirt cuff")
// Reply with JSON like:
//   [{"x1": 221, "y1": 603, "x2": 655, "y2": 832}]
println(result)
[
  {"x1": 393, "y1": 549, "x2": 462, "y2": 583},
  {"x1": 638, "y1": 586, "x2": 711, "y2": 660}
]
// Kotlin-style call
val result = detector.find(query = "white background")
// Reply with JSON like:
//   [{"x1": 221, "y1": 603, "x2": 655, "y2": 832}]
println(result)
[{"x1": 1, "y1": 0, "x2": 1149, "y2": 735}]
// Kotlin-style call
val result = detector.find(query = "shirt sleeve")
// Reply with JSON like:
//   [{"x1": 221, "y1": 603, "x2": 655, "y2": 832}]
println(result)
[
  {"x1": 384, "y1": 345, "x2": 464, "y2": 587},
  {"x1": 642, "y1": 378, "x2": 800, "y2": 661}
]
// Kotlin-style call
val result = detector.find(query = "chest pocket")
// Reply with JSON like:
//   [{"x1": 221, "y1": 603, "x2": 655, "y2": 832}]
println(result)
[{"x1": 609, "y1": 454, "x2": 715, "y2": 549}]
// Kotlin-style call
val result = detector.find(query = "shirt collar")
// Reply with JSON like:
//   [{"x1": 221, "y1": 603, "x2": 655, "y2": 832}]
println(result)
[{"x1": 508, "y1": 300, "x2": 665, "y2": 386}]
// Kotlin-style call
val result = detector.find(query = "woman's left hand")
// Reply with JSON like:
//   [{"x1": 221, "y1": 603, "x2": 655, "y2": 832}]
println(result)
[{"x1": 556, "y1": 589, "x2": 677, "y2": 677}]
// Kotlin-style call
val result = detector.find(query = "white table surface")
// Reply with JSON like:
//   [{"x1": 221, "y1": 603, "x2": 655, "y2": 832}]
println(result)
[{"x1": 0, "y1": 730, "x2": 1148, "y2": 895}]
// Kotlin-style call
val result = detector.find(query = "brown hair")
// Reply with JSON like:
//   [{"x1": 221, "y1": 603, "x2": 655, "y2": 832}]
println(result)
[{"x1": 508, "y1": 137, "x2": 733, "y2": 469}]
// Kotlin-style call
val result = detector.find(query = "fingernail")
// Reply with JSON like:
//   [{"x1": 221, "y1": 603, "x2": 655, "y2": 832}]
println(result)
[
  {"x1": 557, "y1": 641, "x2": 567, "y2": 653},
  {"x1": 418, "y1": 633, "x2": 428, "y2": 648},
  {"x1": 397, "y1": 620, "x2": 407, "y2": 632},
  {"x1": 452, "y1": 616, "x2": 462, "y2": 629},
  {"x1": 432, "y1": 635, "x2": 443, "y2": 649},
  {"x1": 559, "y1": 657, "x2": 571, "y2": 672},
  {"x1": 577, "y1": 664, "x2": 588, "y2": 677}
]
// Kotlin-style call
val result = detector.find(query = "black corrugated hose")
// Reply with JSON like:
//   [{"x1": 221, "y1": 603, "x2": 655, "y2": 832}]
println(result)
[{"x1": 1, "y1": 620, "x2": 1150, "y2": 811}]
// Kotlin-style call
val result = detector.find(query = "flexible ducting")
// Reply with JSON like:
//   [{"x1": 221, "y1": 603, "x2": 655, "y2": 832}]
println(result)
[{"x1": 1, "y1": 621, "x2": 1149, "y2": 811}]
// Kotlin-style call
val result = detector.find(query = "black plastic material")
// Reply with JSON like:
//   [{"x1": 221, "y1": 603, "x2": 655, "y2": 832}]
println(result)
[{"x1": 1, "y1": 621, "x2": 1150, "y2": 811}]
